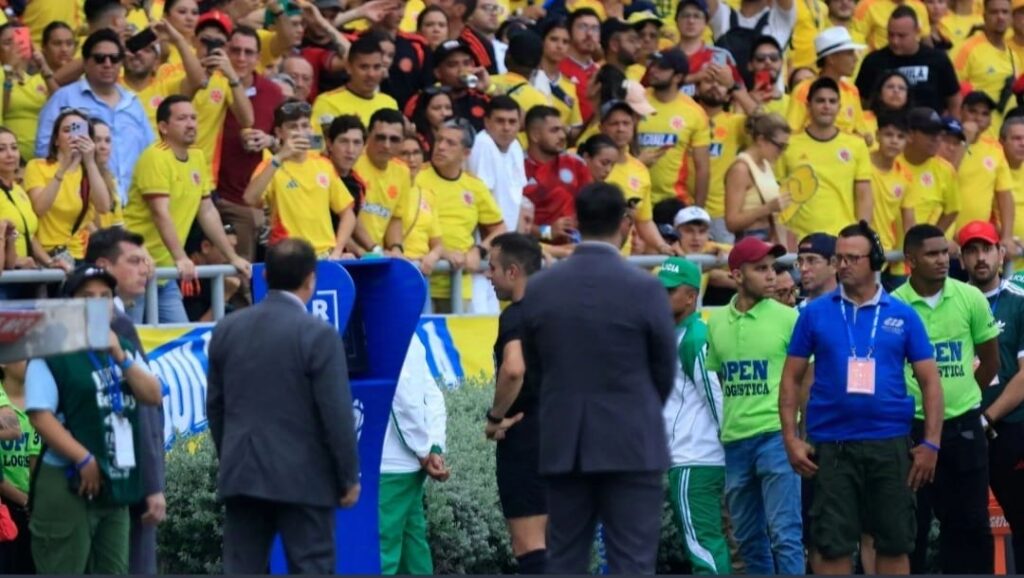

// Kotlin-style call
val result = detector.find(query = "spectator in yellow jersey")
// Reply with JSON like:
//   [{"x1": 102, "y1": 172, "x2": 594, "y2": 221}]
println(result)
[
  {"x1": 122, "y1": 95, "x2": 250, "y2": 324},
  {"x1": 673, "y1": 205, "x2": 737, "y2": 292},
  {"x1": 489, "y1": 30, "x2": 551, "y2": 131},
  {"x1": 415, "y1": 118, "x2": 507, "y2": 312},
  {"x1": 869, "y1": 111, "x2": 917, "y2": 288},
  {"x1": 353, "y1": 108, "x2": 413, "y2": 254},
  {"x1": 244, "y1": 100, "x2": 357, "y2": 260},
  {"x1": 826, "y1": 0, "x2": 861, "y2": 37},
  {"x1": 781, "y1": 77, "x2": 874, "y2": 241},
  {"x1": 1000, "y1": 114, "x2": 1024, "y2": 268},
  {"x1": 638, "y1": 47, "x2": 712, "y2": 207},
  {"x1": 399, "y1": 136, "x2": 428, "y2": 177},
  {"x1": 852, "y1": 0, "x2": 932, "y2": 50},
  {"x1": 788, "y1": 27, "x2": 870, "y2": 141},
  {"x1": 89, "y1": 119, "x2": 124, "y2": 230},
  {"x1": 312, "y1": 35, "x2": 398, "y2": 141},
  {"x1": 901, "y1": 107, "x2": 961, "y2": 232},
  {"x1": 1008, "y1": 0, "x2": 1024, "y2": 74},
  {"x1": 537, "y1": 19, "x2": 585, "y2": 138},
  {"x1": 48, "y1": 0, "x2": 130, "y2": 87},
  {"x1": 747, "y1": 36, "x2": 789, "y2": 116},
  {"x1": 0, "y1": 128, "x2": 47, "y2": 275},
  {"x1": 954, "y1": 0, "x2": 1018, "y2": 138},
  {"x1": 629, "y1": 11, "x2": 663, "y2": 65},
  {"x1": 953, "y1": 92, "x2": 1015, "y2": 247},
  {"x1": 724, "y1": 112, "x2": 791, "y2": 243},
  {"x1": 0, "y1": 24, "x2": 57, "y2": 161},
  {"x1": 579, "y1": 134, "x2": 620, "y2": 183}
]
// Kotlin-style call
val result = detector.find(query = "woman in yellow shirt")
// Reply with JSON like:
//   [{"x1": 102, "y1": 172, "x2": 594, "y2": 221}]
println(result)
[
  {"x1": 0, "y1": 24, "x2": 58, "y2": 161},
  {"x1": 25, "y1": 109, "x2": 112, "y2": 263},
  {"x1": 0, "y1": 128, "x2": 50, "y2": 270},
  {"x1": 157, "y1": 0, "x2": 199, "y2": 77},
  {"x1": 723, "y1": 112, "x2": 791, "y2": 243},
  {"x1": 89, "y1": 118, "x2": 123, "y2": 229}
]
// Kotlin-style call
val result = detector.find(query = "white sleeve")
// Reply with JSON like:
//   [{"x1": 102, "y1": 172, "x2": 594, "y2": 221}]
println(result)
[
  {"x1": 693, "y1": 345, "x2": 724, "y2": 433},
  {"x1": 769, "y1": 2, "x2": 798, "y2": 48},
  {"x1": 390, "y1": 363, "x2": 432, "y2": 460},
  {"x1": 424, "y1": 380, "x2": 447, "y2": 453},
  {"x1": 468, "y1": 139, "x2": 498, "y2": 191},
  {"x1": 709, "y1": 3, "x2": 731, "y2": 40}
]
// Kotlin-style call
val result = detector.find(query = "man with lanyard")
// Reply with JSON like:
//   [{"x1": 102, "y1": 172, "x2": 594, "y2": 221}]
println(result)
[
  {"x1": 796, "y1": 233, "x2": 837, "y2": 309},
  {"x1": 659, "y1": 256, "x2": 731, "y2": 575},
  {"x1": 960, "y1": 220, "x2": 1024, "y2": 570},
  {"x1": 892, "y1": 223, "x2": 1000, "y2": 574},
  {"x1": 781, "y1": 221, "x2": 943, "y2": 574}
]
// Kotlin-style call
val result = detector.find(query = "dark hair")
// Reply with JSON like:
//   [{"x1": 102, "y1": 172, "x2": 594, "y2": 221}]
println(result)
[
  {"x1": 653, "y1": 198, "x2": 686, "y2": 226},
  {"x1": 576, "y1": 182, "x2": 627, "y2": 238},
  {"x1": 491, "y1": 232, "x2": 543, "y2": 275},
  {"x1": 231, "y1": 25, "x2": 262, "y2": 50},
  {"x1": 875, "y1": 109, "x2": 909, "y2": 132},
  {"x1": 416, "y1": 5, "x2": 449, "y2": 33},
  {"x1": 453, "y1": 0, "x2": 479, "y2": 20},
  {"x1": 266, "y1": 238, "x2": 317, "y2": 291},
  {"x1": 486, "y1": 95, "x2": 520, "y2": 117},
  {"x1": 411, "y1": 88, "x2": 453, "y2": 142},
  {"x1": 524, "y1": 104, "x2": 561, "y2": 133},
  {"x1": 538, "y1": 16, "x2": 568, "y2": 40},
  {"x1": 349, "y1": 34, "x2": 383, "y2": 61},
  {"x1": 273, "y1": 98, "x2": 312, "y2": 127},
  {"x1": 84, "y1": 0, "x2": 124, "y2": 25},
  {"x1": 773, "y1": 262, "x2": 793, "y2": 276},
  {"x1": 367, "y1": 108, "x2": 406, "y2": 135},
  {"x1": 903, "y1": 223, "x2": 946, "y2": 253},
  {"x1": 48, "y1": 108, "x2": 96, "y2": 162},
  {"x1": 82, "y1": 28, "x2": 124, "y2": 60},
  {"x1": 578, "y1": 133, "x2": 618, "y2": 158},
  {"x1": 85, "y1": 227, "x2": 145, "y2": 263},
  {"x1": 43, "y1": 21, "x2": 75, "y2": 46},
  {"x1": 749, "y1": 35, "x2": 782, "y2": 61},
  {"x1": 328, "y1": 114, "x2": 367, "y2": 142},
  {"x1": 567, "y1": 8, "x2": 600, "y2": 30},
  {"x1": 157, "y1": 94, "x2": 192, "y2": 124},
  {"x1": 593, "y1": 64, "x2": 627, "y2": 105},
  {"x1": 869, "y1": 70, "x2": 912, "y2": 117},
  {"x1": 807, "y1": 76, "x2": 840, "y2": 101},
  {"x1": 497, "y1": 17, "x2": 530, "y2": 43},
  {"x1": 890, "y1": 4, "x2": 919, "y2": 26}
]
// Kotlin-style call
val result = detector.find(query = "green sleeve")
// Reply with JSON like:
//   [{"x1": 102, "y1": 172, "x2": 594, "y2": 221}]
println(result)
[
  {"x1": 970, "y1": 287, "x2": 1001, "y2": 344},
  {"x1": 704, "y1": 320, "x2": 721, "y2": 372},
  {"x1": 0, "y1": 385, "x2": 10, "y2": 408},
  {"x1": 679, "y1": 321, "x2": 709, "y2": 383}
]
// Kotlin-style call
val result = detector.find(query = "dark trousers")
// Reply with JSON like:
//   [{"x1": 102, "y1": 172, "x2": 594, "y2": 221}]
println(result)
[
  {"x1": 128, "y1": 502, "x2": 156, "y2": 574},
  {"x1": 0, "y1": 504, "x2": 34, "y2": 574},
  {"x1": 223, "y1": 496, "x2": 335, "y2": 574},
  {"x1": 911, "y1": 410, "x2": 993, "y2": 574},
  {"x1": 990, "y1": 420, "x2": 1024, "y2": 571},
  {"x1": 545, "y1": 471, "x2": 663, "y2": 574}
]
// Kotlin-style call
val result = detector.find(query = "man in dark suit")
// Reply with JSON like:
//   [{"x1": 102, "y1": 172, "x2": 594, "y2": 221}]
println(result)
[
  {"x1": 207, "y1": 238, "x2": 361, "y2": 574},
  {"x1": 521, "y1": 182, "x2": 677, "y2": 574}
]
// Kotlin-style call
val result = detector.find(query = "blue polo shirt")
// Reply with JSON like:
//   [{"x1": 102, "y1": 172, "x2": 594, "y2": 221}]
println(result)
[{"x1": 788, "y1": 285, "x2": 934, "y2": 442}]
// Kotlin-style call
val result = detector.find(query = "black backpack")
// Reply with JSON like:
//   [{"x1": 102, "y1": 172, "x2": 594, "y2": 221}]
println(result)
[{"x1": 714, "y1": 10, "x2": 772, "y2": 89}]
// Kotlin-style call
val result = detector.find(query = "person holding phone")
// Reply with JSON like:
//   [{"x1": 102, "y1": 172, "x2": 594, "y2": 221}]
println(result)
[
  {"x1": 25, "y1": 266, "x2": 163, "y2": 574},
  {"x1": 0, "y1": 24, "x2": 58, "y2": 160}
]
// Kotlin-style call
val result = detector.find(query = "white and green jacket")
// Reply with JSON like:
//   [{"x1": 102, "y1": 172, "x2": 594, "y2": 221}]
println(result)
[
  {"x1": 663, "y1": 312, "x2": 726, "y2": 467},
  {"x1": 381, "y1": 337, "x2": 447, "y2": 474}
]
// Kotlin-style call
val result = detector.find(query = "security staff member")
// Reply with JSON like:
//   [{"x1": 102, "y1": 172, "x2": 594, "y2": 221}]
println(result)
[
  {"x1": 960, "y1": 220, "x2": 1024, "y2": 570},
  {"x1": 892, "y1": 224, "x2": 1001, "y2": 574},
  {"x1": 781, "y1": 221, "x2": 943, "y2": 574}
]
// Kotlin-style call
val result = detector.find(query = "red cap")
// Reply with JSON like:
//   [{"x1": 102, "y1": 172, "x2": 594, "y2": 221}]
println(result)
[
  {"x1": 728, "y1": 236, "x2": 787, "y2": 271},
  {"x1": 197, "y1": 10, "x2": 233, "y2": 36},
  {"x1": 957, "y1": 220, "x2": 1000, "y2": 247}
]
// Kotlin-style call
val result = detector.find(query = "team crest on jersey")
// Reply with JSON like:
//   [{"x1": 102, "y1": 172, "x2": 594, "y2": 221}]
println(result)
[
  {"x1": 670, "y1": 116, "x2": 685, "y2": 130},
  {"x1": 399, "y1": 57, "x2": 413, "y2": 73},
  {"x1": 210, "y1": 89, "x2": 224, "y2": 104},
  {"x1": 893, "y1": 184, "x2": 904, "y2": 198},
  {"x1": 628, "y1": 177, "x2": 640, "y2": 190},
  {"x1": 386, "y1": 184, "x2": 398, "y2": 199},
  {"x1": 463, "y1": 191, "x2": 474, "y2": 205},
  {"x1": 35, "y1": 83, "x2": 46, "y2": 94},
  {"x1": 714, "y1": 125, "x2": 727, "y2": 139},
  {"x1": 921, "y1": 172, "x2": 934, "y2": 186},
  {"x1": 559, "y1": 168, "x2": 575, "y2": 184},
  {"x1": 845, "y1": 106, "x2": 854, "y2": 118},
  {"x1": 191, "y1": 171, "x2": 201, "y2": 186},
  {"x1": 317, "y1": 173, "x2": 329, "y2": 188},
  {"x1": 150, "y1": 95, "x2": 164, "y2": 109},
  {"x1": 838, "y1": 148, "x2": 851, "y2": 162},
  {"x1": 984, "y1": 156, "x2": 996, "y2": 171}
]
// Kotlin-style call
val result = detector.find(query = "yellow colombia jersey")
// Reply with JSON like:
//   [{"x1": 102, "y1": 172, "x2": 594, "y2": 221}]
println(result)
[
  {"x1": 127, "y1": 75, "x2": 183, "y2": 135},
  {"x1": 155, "y1": 45, "x2": 186, "y2": 82},
  {"x1": 123, "y1": 143, "x2": 212, "y2": 268},
  {"x1": 901, "y1": 153, "x2": 960, "y2": 230},
  {"x1": 700, "y1": 111, "x2": 747, "y2": 219},
  {"x1": 956, "y1": 136, "x2": 1013, "y2": 232},
  {"x1": 96, "y1": 178, "x2": 123, "y2": 230},
  {"x1": 941, "y1": 13, "x2": 983, "y2": 52},
  {"x1": 0, "y1": 181, "x2": 38, "y2": 257},
  {"x1": 871, "y1": 157, "x2": 914, "y2": 253},
  {"x1": 955, "y1": 35, "x2": 1019, "y2": 138},
  {"x1": 255, "y1": 154, "x2": 354, "y2": 255},
  {"x1": 852, "y1": 0, "x2": 931, "y2": 51},
  {"x1": 492, "y1": 72, "x2": 551, "y2": 118},
  {"x1": 312, "y1": 88, "x2": 399, "y2": 143},
  {"x1": 550, "y1": 74, "x2": 584, "y2": 128},
  {"x1": 23, "y1": 0, "x2": 82, "y2": 45},
  {"x1": 414, "y1": 165, "x2": 503, "y2": 299},
  {"x1": 638, "y1": 90, "x2": 711, "y2": 205},
  {"x1": 23, "y1": 162, "x2": 95, "y2": 259},
  {"x1": 1009, "y1": 161, "x2": 1024, "y2": 270},
  {"x1": 788, "y1": 77, "x2": 868, "y2": 137},
  {"x1": 790, "y1": 0, "x2": 829, "y2": 70},
  {"x1": 607, "y1": 152, "x2": 653, "y2": 256},
  {"x1": 400, "y1": 0, "x2": 425, "y2": 32},
  {"x1": 354, "y1": 155, "x2": 412, "y2": 246},
  {"x1": 192, "y1": 73, "x2": 235, "y2": 182},
  {"x1": 6, "y1": 74, "x2": 49, "y2": 161},
  {"x1": 780, "y1": 130, "x2": 872, "y2": 238},
  {"x1": 402, "y1": 185, "x2": 444, "y2": 260}
]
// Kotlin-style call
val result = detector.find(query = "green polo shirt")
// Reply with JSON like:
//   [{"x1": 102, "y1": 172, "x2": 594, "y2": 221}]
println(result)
[
  {"x1": 0, "y1": 384, "x2": 40, "y2": 492},
  {"x1": 706, "y1": 296, "x2": 799, "y2": 443},
  {"x1": 892, "y1": 278, "x2": 1000, "y2": 420},
  {"x1": 983, "y1": 281, "x2": 1024, "y2": 423}
]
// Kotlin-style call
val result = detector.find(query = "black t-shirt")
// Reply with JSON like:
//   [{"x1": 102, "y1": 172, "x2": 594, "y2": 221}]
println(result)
[
  {"x1": 494, "y1": 301, "x2": 540, "y2": 416},
  {"x1": 855, "y1": 46, "x2": 960, "y2": 114}
]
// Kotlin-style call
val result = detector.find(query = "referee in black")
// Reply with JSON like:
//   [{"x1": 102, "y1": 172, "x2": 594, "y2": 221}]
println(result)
[{"x1": 484, "y1": 232, "x2": 546, "y2": 574}]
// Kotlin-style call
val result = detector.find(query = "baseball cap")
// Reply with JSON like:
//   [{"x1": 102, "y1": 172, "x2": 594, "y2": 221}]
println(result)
[
  {"x1": 658, "y1": 257, "x2": 702, "y2": 289},
  {"x1": 601, "y1": 18, "x2": 634, "y2": 48},
  {"x1": 907, "y1": 107, "x2": 944, "y2": 134},
  {"x1": 61, "y1": 265, "x2": 117, "y2": 298},
  {"x1": 728, "y1": 236, "x2": 786, "y2": 270},
  {"x1": 649, "y1": 47, "x2": 689, "y2": 75},
  {"x1": 675, "y1": 0, "x2": 709, "y2": 18},
  {"x1": 797, "y1": 232, "x2": 837, "y2": 259},
  {"x1": 940, "y1": 116, "x2": 966, "y2": 140},
  {"x1": 624, "y1": 79, "x2": 657, "y2": 116},
  {"x1": 507, "y1": 29, "x2": 543, "y2": 69},
  {"x1": 197, "y1": 9, "x2": 233, "y2": 36},
  {"x1": 957, "y1": 220, "x2": 1000, "y2": 247},
  {"x1": 963, "y1": 90, "x2": 998, "y2": 111},
  {"x1": 814, "y1": 26, "x2": 865, "y2": 60},
  {"x1": 433, "y1": 39, "x2": 477, "y2": 65},
  {"x1": 627, "y1": 10, "x2": 663, "y2": 28},
  {"x1": 673, "y1": 206, "x2": 711, "y2": 227}
]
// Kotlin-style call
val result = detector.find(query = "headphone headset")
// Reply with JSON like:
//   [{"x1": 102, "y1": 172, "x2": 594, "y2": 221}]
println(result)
[{"x1": 858, "y1": 220, "x2": 886, "y2": 272}]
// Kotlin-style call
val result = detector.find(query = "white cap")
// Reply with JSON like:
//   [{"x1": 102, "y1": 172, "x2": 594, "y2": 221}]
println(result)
[
  {"x1": 814, "y1": 26, "x2": 866, "y2": 60},
  {"x1": 673, "y1": 206, "x2": 711, "y2": 227}
]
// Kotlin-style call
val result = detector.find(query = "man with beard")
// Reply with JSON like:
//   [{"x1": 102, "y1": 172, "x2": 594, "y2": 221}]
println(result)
[
  {"x1": 788, "y1": 27, "x2": 870, "y2": 139},
  {"x1": 559, "y1": 8, "x2": 602, "y2": 123},
  {"x1": 959, "y1": 220, "x2": 1024, "y2": 572},
  {"x1": 461, "y1": 0, "x2": 504, "y2": 74},
  {"x1": 796, "y1": 233, "x2": 837, "y2": 309},
  {"x1": 600, "y1": 18, "x2": 643, "y2": 81}
]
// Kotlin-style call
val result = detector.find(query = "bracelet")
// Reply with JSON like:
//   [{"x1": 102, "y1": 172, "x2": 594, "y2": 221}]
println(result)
[
  {"x1": 388, "y1": 243, "x2": 404, "y2": 253},
  {"x1": 484, "y1": 409, "x2": 502, "y2": 424},
  {"x1": 118, "y1": 356, "x2": 134, "y2": 372},
  {"x1": 429, "y1": 444, "x2": 443, "y2": 455},
  {"x1": 920, "y1": 440, "x2": 940, "y2": 452},
  {"x1": 270, "y1": 156, "x2": 282, "y2": 168},
  {"x1": 76, "y1": 453, "x2": 93, "y2": 471},
  {"x1": 54, "y1": 172, "x2": 65, "y2": 181},
  {"x1": 228, "y1": 77, "x2": 241, "y2": 88}
]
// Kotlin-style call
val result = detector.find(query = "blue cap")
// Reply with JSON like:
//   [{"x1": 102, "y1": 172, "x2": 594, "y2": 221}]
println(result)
[
  {"x1": 940, "y1": 116, "x2": 965, "y2": 141},
  {"x1": 797, "y1": 232, "x2": 837, "y2": 259}
]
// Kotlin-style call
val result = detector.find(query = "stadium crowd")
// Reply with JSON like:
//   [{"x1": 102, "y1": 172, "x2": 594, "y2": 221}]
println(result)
[{"x1": 0, "y1": 0, "x2": 1020, "y2": 573}]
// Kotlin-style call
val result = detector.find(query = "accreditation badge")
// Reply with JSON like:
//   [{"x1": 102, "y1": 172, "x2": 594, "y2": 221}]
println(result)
[
  {"x1": 112, "y1": 415, "x2": 136, "y2": 469},
  {"x1": 847, "y1": 357, "x2": 876, "y2": 395}
]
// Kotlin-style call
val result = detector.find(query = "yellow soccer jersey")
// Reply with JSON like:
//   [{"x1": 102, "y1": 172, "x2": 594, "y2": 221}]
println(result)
[
  {"x1": 311, "y1": 88, "x2": 399, "y2": 146},
  {"x1": 608, "y1": 153, "x2": 653, "y2": 255},
  {"x1": 0, "y1": 182, "x2": 38, "y2": 257},
  {"x1": 96, "y1": 178, "x2": 124, "y2": 230},
  {"x1": 415, "y1": 166, "x2": 503, "y2": 299},
  {"x1": 24, "y1": 0, "x2": 82, "y2": 46},
  {"x1": 790, "y1": 0, "x2": 829, "y2": 70},
  {"x1": 492, "y1": 72, "x2": 551, "y2": 118},
  {"x1": 762, "y1": 94, "x2": 790, "y2": 118},
  {"x1": 1009, "y1": 162, "x2": 1024, "y2": 269},
  {"x1": 780, "y1": 130, "x2": 873, "y2": 238},
  {"x1": 23, "y1": 161, "x2": 94, "y2": 259},
  {"x1": 6, "y1": 74, "x2": 49, "y2": 161},
  {"x1": 638, "y1": 90, "x2": 711, "y2": 205},
  {"x1": 403, "y1": 185, "x2": 444, "y2": 260},
  {"x1": 192, "y1": 73, "x2": 236, "y2": 183},
  {"x1": 701, "y1": 110, "x2": 747, "y2": 219},
  {"x1": 123, "y1": 143, "x2": 212, "y2": 268},
  {"x1": 127, "y1": 75, "x2": 183, "y2": 135},
  {"x1": 255, "y1": 154, "x2": 354, "y2": 255},
  {"x1": 956, "y1": 137, "x2": 1014, "y2": 232},
  {"x1": 954, "y1": 35, "x2": 1019, "y2": 138},
  {"x1": 901, "y1": 154, "x2": 961, "y2": 231},
  {"x1": 788, "y1": 77, "x2": 868, "y2": 137},
  {"x1": 852, "y1": 0, "x2": 932, "y2": 50},
  {"x1": 871, "y1": 157, "x2": 915, "y2": 253},
  {"x1": 941, "y1": 13, "x2": 983, "y2": 52},
  {"x1": 354, "y1": 155, "x2": 412, "y2": 246},
  {"x1": 550, "y1": 74, "x2": 584, "y2": 128}
]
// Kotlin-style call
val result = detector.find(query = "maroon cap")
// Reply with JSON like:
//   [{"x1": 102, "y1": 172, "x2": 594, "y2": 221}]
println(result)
[
  {"x1": 728, "y1": 236, "x2": 786, "y2": 270},
  {"x1": 197, "y1": 10, "x2": 233, "y2": 36},
  {"x1": 957, "y1": 220, "x2": 1000, "y2": 247}
]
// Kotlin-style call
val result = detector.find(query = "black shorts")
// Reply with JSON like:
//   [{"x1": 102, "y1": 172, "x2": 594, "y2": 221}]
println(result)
[{"x1": 496, "y1": 413, "x2": 547, "y2": 519}]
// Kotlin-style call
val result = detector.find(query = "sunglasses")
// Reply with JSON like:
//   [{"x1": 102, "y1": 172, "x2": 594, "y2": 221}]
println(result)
[
  {"x1": 374, "y1": 134, "x2": 403, "y2": 143},
  {"x1": 89, "y1": 52, "x2": 123, "y2": 64},
  {"x1": 279, "y1": 101, "x2": 312, "y2": 115},
  {"x1": 753, "y1": 53, "x2": 781, "y2": 63}
]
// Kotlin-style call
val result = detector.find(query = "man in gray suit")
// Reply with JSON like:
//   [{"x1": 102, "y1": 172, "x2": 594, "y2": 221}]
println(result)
[
  {"x1": 521, "y1": 182, "x2": 677, "y2": 574},
  {"x1": 207, "y1": 238, "x2": 361, "y2": 574}
]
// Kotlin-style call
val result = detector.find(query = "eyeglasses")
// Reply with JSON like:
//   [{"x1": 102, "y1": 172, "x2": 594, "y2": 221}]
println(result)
[
  {"x1": 573, "y1": 23, "x2": 600, "y2": 33},
  {"x1": 833, "y1": 253, "x2": 870, "y2": 265},
  {"x1": 89, "y1": 52, "x2": 122, "y2": 64},
  {"x1": 774, "y1": 287, "x2": 799, "y2": 298},
  {"x1": 374, "y1": 134, "x2": 403, "y2": 144},
  {"x1": 753, "y1": 53, "x2": 781, "y2": 63},
  {"x1": 678, "y1": 12, "x2": 705, "y2": 20},
  {"x1": 279, "y1": 101, "x2": 311, "y2": 115},
  {"x1": 479, "y1": 3, "x2": 504, "y2": 13},
  {"x1": 228, "y1": 46, "x2": 259, "y2": 57}
]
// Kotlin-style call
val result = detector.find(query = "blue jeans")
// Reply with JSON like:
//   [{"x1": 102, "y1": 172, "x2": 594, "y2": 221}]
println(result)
[
  {"x1": 724, "y1": 431, "x2": 805, "y2": 575},
  {"x1": 126, "y1": 281, "x2": 189, "y2": 324}
]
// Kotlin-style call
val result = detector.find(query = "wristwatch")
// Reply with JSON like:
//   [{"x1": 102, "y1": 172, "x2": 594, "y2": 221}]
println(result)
[{"x1": 485, "y1": 409, "x2": 502, "y2": 424}]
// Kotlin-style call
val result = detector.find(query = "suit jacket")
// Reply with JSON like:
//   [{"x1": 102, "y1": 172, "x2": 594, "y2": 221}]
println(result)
[
  {"x1": 522, "y1": 242, "x2": 676, "y2": 476},
  {"x1": 207, "y1": 291, "x2": 360, "y2": 508}
]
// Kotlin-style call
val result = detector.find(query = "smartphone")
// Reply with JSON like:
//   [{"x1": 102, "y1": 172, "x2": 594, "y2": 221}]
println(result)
[
  {"x1": 200, "y1": 36, "x2": 226, "y2": 53},
  {"x1": 126, "y1": 26, "x2": 158, "y2": 53},
  {"x1": 754, "y1": 70, "x2": 773, "y2": 90},
  {"x1": 711, "y1": 50, "x2": 727, "y2": 66},
  {"x1": 69, "y1": 121, "x2": 87, "y2": 138},
  {"x1": 310, "y1": 134, "x2": 324, "y2": 150},
  {"x1": 12, "y1": 27, "x2": 31, "y2": 61}
]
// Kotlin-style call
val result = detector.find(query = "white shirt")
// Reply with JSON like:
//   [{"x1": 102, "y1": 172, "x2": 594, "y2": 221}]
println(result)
[
  {"x1": 468, "y1": 131, "x2": 526, "y2": 231},
  {"x1": 710, "y1": 2, "x2": 797, "y2": 53}
]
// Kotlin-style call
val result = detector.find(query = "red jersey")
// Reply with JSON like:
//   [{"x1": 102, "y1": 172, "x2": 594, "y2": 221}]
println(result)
[
  {"x1": 559, "y1": 56, "x2": 599, "y2": 123},
  {"x1": 524, "y1": 152, "x2": 591, "y2": 226}
]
